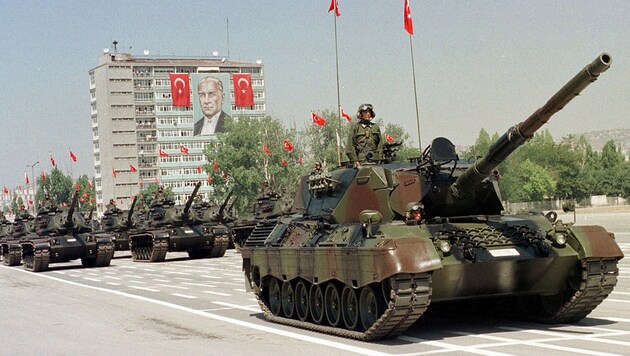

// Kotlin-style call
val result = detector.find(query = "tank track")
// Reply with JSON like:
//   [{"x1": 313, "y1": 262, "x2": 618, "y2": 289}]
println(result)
[
  {"x1": 3, "y1": 246, "x2": 22, "y2": 266},
  {"x1": 83, "y1": 243, "x2": 115, "y2": 267},
  {"x1": 130, "y1": 235, "x2": 168, "y2": 262},
  {"x1": 532, "y1": 258, "x2": 619, "y2": 323},
  {"x1": 209, "y1": 235, "x2": 228, "y2": 258},
  {"x1": 253, "y1": 273, "x2": 431, "y2": 341},
  {"x1": 24, "y1": 248, "x2": 50, "y2": 272}
]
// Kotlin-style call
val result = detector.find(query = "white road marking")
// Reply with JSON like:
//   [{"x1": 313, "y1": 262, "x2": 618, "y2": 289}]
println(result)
[
  {"x1": 152, "y1": 279, "x2": 171, "y2": 283},
  {"x1": 156, "y1": 284, "x2": 189, "y2": 290},
  {"x1": 606, "y1": 298, "x2": 630, "y2": 303},
  {"x1": 398, "y1": 336, "x2": 512, "y2": 356},
  {"x1": 172, "y1": 293, "x2": 196, "y2": 299},
  {"x1": 212, "y1": 301, "x2": 261, "y2": 313},
  {"x1": 128, "y1": 285, "x2": 159, "y2": 292},
  {"x1": 203, "y1": 291, "x2": 231, "y2": 297},
  {"x1": 106, "y1": 282, "x2": 121, "y2": 286},
  {"x1": 83, "y1": 277, "x2": 101, "y2": 282}
]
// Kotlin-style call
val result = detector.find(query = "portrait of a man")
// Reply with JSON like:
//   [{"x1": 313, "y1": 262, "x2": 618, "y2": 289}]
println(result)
[{"x1": 192, "y1": 74, "x2": 232, "y2": 136}]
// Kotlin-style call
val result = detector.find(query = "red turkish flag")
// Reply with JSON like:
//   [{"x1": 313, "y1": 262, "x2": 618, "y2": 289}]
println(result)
[
  {"x1": 207, "y1": 175, "x2": 212, "y2": 183},
  {"x1": 159, "y1": 149, "x2": 169, "y2": 157},
  {"x1": 28, "y1": 200, "x2": 33, "y2": 206},
  {"x1": 75, "y1": 182, "x2": 80, "y2": 191},
  {"x1": 87, "y1": 180, "x2": 92, "y2": 189},
  {"x1": 404, "y1": 0, "x2": 414, "y2": 35},
  {"x1": 197, "y1": 165, "x2": 202, "y2": 173},
  {"x1": 281, "y1": 158, "x2": 287, "y2": 167},
  {"x1": 385, "y1": 133, "x2": 395, "y2": 143},
  {"x1": 283, "y1": 139, "x2": 293, "y2": 152},
  {"x1": 262, "y1": 144, "x2": 271, "y2": 156},
  {"x1": 180, "y1": 145, "x2": 189, "y2": 155},
  {"x1": 112, "y1": 167, "x2": 117, "y2": 178},
  {"x1": 328, "y1": 0, "x2": 340, "y2": 16},
  {"x1": 129, "y1": 164, "x2": 137, "y2": 172},
  {"x1": 50, "y1": 152, "x2": 56, "y2": 167},
  {"x1": 41, "y1": 169, "x2": 46, "y2": 182},
  {"x1": 3, "y1": 185, "x2": 8, "y2": 194},
  {"x1": 25, "y1": 173, "x2": 30, "y2": 185},
  {"x1": 233, "y1": 73, "x2": 254, "y2": 107},
  {"x1": 213, "y1": 160, "x2": 219, "y2": 171},
  {"x1": 341, "y1": 107, "x2": 352, "y2": 122},
  {"x1": 298, "y1": 154, "x2": 302, "y2": 166},
  {"x1": 69, "y1": 150, "x2": 77, "y2": 162},
  {"x1": 312, "y1": 112, "x2": 326, "y2": 127},
  {"x1": 169, "y1": 73, "x2": 190, "y2": 106}
]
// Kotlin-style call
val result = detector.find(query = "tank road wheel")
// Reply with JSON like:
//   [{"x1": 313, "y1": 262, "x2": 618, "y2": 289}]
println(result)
[
  {"x1": 267, "y1": 278, "x2": 282, "y2": 316},
  {"x1": 281, "y1": 281, "x2": 296, "y2": 318},
  {"x1": 294, "y1": 280, "x2": 310, "y2": 321},
  {"x1": 341, "y1": 285, "x2": 359, "y2": 330},
  {"x1": 324, "y1": 283, "x2": 342, "y2": 327},
  {"x1": 309, "y1": 284, "x2": 325, "y2": 324},
  {"x1": 359, "y1": 285, "x2": 382, "y2": 331}
]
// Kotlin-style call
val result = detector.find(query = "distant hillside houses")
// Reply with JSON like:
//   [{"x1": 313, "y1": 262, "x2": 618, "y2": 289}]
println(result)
[{"x1": 581, "y1": 128, "x2": 630, "y2": 158}]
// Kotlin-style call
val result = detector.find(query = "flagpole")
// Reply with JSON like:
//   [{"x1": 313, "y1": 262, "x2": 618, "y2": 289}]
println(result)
[
  {"x1": 333, "y1": 9, "x2": 342, "y2": 166},
  {"x1": 409, "y1": 35, "x2": 422, "y2": 152}
]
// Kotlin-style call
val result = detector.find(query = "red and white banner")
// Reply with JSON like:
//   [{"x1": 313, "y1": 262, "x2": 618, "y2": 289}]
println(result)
[
  {"x1": 170, "y1": 73, "x2": 190, "y2": 106},
  {"x1": 233, "y1": 73, "x2": 254, "y2": 107}
]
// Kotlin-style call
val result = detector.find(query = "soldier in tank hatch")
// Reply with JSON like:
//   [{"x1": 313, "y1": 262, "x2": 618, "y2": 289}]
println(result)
[{"x1": 346, "y1": 103, "x2": 383, "y2": 167}]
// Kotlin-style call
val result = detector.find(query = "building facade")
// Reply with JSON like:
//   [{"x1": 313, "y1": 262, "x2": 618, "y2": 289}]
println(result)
[{"x1": 89, "y1": 52, "x2": 265, "y2": 214}]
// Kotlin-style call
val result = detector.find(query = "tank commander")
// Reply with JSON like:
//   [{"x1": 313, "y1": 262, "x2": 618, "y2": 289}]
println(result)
[
  {"x1": 405, "y1": 202, "x2": 425, "y2": 225},
  {"x1": 310, "y1": 162, "x2": 323, "y2": 175},
  {"x1": 346, "y1": 103, "x2": 383, "y2": 167}
]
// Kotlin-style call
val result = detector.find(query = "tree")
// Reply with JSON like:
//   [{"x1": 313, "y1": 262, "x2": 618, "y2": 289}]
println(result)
[
  {"x1": 205, "y1": 116, "x2": 306, "y2": 216},
  {"x1": 301, "y1": 109, "x2": 349, "y2": 169},
  {"x1": 137, "y1": 184, "x2": 175, "y2": 210},
  {"x1": 382, "y1": 122, "x2": 421, "y2": 161},
  {"x1": 36, "y1": 167, "x2": 73, "y2": 208}
]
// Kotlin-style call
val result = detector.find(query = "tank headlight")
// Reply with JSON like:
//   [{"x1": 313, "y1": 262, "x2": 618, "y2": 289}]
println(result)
[
  {"x1": 438, "y1": 240, "x2": 451, "y2": 253},
  {"x1": 553, "y1": 233, "x2": 566, "y2": 246}
]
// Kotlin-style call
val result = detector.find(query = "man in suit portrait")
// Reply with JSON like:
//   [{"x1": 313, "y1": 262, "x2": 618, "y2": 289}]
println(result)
[{"x1": 194, "y1": 76, "x2": 231, "y2": 136}]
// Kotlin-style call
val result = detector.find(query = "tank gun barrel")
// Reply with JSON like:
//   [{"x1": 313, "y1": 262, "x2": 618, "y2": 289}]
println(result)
[
  {"x1": 217, "y1": 189, "x2": 234, "y2": 220},
  {"x1": 452, "y1": 53, "x2": 611, "y2": 198},
  {"x1": 183, "y1": 182, "x2": 202, "y2": 215},
  {"x1": 127, "y1": 195, "x2": 138, "y2": 227}
]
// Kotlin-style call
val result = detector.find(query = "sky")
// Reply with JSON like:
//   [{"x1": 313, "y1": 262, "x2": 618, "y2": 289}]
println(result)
[{"x1": 1, "y1": 0, "x2": 629, "y2": 188}]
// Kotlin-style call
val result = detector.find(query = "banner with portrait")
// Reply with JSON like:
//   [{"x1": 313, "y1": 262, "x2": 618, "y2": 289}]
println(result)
[{"x1": 191, "y1": 73, "x2": 232, "y2": 136}]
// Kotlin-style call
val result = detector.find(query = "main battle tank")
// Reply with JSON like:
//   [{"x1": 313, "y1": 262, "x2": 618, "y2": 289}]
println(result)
[
  {"x1": 128, "y1": 182, "x2": 230, "y2": 262},
  {"x1": 1, "y1": 209, "x2": 35, "y2": 266},
  {"x1": 100, "y1": 197, "x2": 142, "y2": 251},
  {"x1": 20, "y1": 192, "x2": 115, "y2": 272},
  {"x1": 240, "y1": 53, "x2": 624, "y2": 340},
  {"x1": 232, "y1": 186, "x2": 295, "y2": 249}
]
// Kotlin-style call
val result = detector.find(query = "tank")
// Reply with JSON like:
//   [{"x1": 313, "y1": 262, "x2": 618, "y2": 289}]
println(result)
[
  {"x1": 240, "y1": 53, "x2": 624, "y2": 340},
  {"x1": 100, "y1": 197, "x2": 140, "y2": 251},
  {"x1": 1, "y1": 209, "x2": 35, "y2": 266},
  {"x1": 128, "y1": 182, "x2": 231, "y2": 262},
  {"x1": 231, "y1": 185, "x2": 295, "y2": 249},
  {"x1": 19, "y1": 192, "x2": 115, "y2": 272}
]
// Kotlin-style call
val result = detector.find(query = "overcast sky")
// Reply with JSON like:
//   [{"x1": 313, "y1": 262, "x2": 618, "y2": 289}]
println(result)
[{"x1": 1, "y1": 0, "x2": 629, "y2": 188}]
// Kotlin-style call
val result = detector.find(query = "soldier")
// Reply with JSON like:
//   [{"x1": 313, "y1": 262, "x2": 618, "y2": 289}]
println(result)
[
  {"x1": 310, "y1": 162, "x2": 323, "y2": 175},
  {"x1": 346, "y1": 103, "x2": 383, "y2": 167},
  {"x1": 405, "y1": 202, "x2": 424, "y2": 225}
]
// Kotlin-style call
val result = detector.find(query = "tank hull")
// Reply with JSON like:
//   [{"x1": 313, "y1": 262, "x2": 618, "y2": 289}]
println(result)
[
  {"x1": 128, "y1": 224, "x2": 230, "y2": 262},
  {"x1": 241, "y1": 214, "x2": 623, "y2": 340},
  {"x1": 19, "y1": 233, "x2": 114, "y2": 272}
]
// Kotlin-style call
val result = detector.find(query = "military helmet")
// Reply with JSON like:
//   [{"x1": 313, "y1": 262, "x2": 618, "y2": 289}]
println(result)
[
  {"x1": 405, "y1": 202, "x2": 424, "y2": 213},
  {"x1": 356, "y1": 103, "x2": 375, "y2": 119}
]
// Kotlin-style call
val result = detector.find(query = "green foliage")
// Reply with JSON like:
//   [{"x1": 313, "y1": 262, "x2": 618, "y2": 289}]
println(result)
[
  {"x1": 137, "y1": 184, "x2": 174, "y2": 210},
  {"x1": 301, "y1": 109, "x2": 349, "y2": 169},
  {"x1": 383, "y1": 122, "x2": 421, "y2": 160},
  {"x1": 36, "y1": 167, "x2": 73, "y2": 208},
  {"x1": 204, "y1": 116, "x2": 308, "y2": 216}
]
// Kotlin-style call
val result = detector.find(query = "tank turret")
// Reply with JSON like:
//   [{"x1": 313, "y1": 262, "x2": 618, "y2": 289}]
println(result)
[{"x1": 150, "y1": 182, "x2": 201, "y2": 227}]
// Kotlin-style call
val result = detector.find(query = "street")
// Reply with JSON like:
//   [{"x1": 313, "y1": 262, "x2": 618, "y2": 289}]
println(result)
[{"x1": 1, "y1": 208, "x2": 629, "y2": 355}]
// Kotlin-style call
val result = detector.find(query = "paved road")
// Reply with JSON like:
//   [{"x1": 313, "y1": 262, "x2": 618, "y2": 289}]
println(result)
[{"x1": 1, "y1": 210, "x2": 629, "y2": 355}]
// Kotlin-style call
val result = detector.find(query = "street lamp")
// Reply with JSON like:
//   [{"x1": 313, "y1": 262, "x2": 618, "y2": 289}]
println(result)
[{"x1": 27, "y1": 161, "x2": 39, "y2": 214}]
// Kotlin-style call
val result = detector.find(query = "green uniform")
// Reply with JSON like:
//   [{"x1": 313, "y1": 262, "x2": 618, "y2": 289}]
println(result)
[{"x1": 346, "y1": 121, "x2": 383, "y2": 162}]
